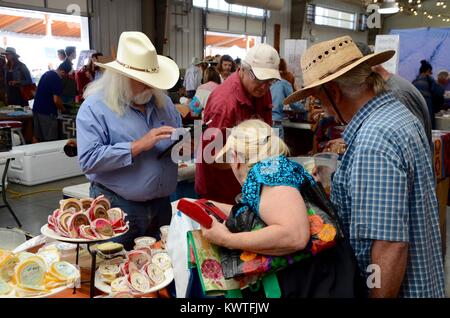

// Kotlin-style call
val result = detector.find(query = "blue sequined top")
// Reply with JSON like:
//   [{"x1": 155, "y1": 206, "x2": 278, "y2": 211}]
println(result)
[{"x1": 239, "y1": 156, "x2": 316, "y2": 216}]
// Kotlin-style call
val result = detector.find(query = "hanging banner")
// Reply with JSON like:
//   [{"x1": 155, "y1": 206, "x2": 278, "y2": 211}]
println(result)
[
  {"x1": 284, "y1": 39, "x2": 308, "y2": 77},
  {"x1": 375, "y1": 35, "x2": 400, "y2": 74}
]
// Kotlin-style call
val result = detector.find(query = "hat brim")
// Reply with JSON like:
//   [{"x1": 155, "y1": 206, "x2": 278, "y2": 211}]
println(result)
[
  {"x1": 95, "y1": 55, "x2": 180, "y2": 91},
  {"x1": 1, "y1": 52, "x2": 20, "y2": 58},
  {"x1": 252, "y1": 67, "x2": 282, "y2": 81},
  {"x1": 284, "y1": 50, "x2": 395, "y2": 104}
]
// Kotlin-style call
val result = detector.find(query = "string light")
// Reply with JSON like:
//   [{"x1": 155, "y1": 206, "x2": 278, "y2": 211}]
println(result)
[{"x1": 402, "y1": 0, "x2": 449, "y2": 21}]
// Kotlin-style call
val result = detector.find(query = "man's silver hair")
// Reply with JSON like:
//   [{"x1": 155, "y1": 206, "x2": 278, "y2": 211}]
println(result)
[
  {"x1": 83, "y1": 70, "x2": 167, "y2": 116},
  {"x1": 332, "y1": 62, "x2": 386, "y2": 99}
]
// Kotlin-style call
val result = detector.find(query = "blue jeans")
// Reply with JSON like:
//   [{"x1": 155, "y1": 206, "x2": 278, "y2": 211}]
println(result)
[{"x1": 90, "y1": 183, "x2": 172, "y2": 251}]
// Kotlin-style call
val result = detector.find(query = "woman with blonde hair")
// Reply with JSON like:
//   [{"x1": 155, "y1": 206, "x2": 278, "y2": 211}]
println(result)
[{"x1": 201, "y1": 119, "x2": 362, "y2": 298}]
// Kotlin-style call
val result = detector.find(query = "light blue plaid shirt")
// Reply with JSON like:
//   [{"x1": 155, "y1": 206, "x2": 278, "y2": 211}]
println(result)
[{"x1": 331, "y1": 91, "x2": 445, "y2": 298}]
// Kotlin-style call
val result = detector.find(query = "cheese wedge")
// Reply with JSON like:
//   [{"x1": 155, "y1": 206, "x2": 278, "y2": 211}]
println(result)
[
  {"x1": 14, "y1": 257, "x2": 47, "y2": 288},
  {"x1": 129, "y1": 272, "x2": 150, "y2": 293},
  {"x1": 60, "y1": 198, "x2": 83, "y2": 213},
  {"x1": 48, "y1": 262, "x2": 78, "y2": 282},
  {"x1": 146, "y1": 264, "x2": 165, "y2": 286},
  {"x1": 111, "y1": 277, "x2": 130, "y2": 293},
  {"x1": 98, "y1": 264, "x2": 120, "y2": 283},
  {"x1": 80, "y1": 198, "x2": 94, "y2": 211},
  {"x1": 151, "y1": 253, "x2": 172, "y2": 271},
  {"x1": 0, "y1": 279, "x2": 12, "y2": 295},
  {"x1": 17, "y1": 252, "x2": 36, "y2": 263},
  {"x1": 0, "y1": 253, "x2": 19, "y2": 282},
  {"x1": 37, "y1": 250, "x2": 61, "y2": 268},
  {"x1": 127, "y1": 250, "x2": 151, "y2": 270}
]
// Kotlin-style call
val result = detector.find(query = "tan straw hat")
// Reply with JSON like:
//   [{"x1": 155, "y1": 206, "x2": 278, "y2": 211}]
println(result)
[
  {"x1": 285, "y1": 36, "x2": 395, "y2": 104},
  {"x1": 95, "y1": 32, "x2": 180, "y2": 90}
]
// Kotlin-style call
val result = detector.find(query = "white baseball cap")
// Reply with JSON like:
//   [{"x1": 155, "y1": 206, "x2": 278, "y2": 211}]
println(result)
[{"x1": 244, "y1": 44, "x2": 281, "y2": 81}]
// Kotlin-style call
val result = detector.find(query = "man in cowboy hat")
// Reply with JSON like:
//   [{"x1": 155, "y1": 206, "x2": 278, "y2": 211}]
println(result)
[
  {"x1": 196, "y1": 43, "x2": 281, "y2": 205},
  {"x1": 184, "y1": 57, "x2": 203, "y2": 99},
  {"x1": 76, "y1": 32, "x2": 181, "y2": 250},
  {"x1": 285, "y1": 36, "x2": 445, "y2": 298},
  {"x1": 1, "y1": 47, "x2": 33, "y2": 106},
  {"x1": 355, "y1": 42, "x2": 433, "y2": 151}
]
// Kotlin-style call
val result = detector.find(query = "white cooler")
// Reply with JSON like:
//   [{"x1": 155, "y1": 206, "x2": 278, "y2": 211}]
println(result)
[
  {"x1": 0, "y1": 159, "x2": 7, "y2": 189},
  {"x1": 7, "y1": 140, "x2": 84, "y2": 186},
  {"x1": 63, "y1": 183, "x2": 90, "y2": 199}
]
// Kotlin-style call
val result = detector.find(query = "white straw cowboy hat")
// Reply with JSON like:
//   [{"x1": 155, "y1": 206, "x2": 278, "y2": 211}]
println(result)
[
  {"x1": 95, "y1": 32, "x2": 180, "y2": 90},
  {"x1": 285, "y1": 36, "x2": 395, "y2": 104}
]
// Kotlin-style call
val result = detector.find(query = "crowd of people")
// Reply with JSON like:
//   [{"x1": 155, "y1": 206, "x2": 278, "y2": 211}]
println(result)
[
  {"x1": 0, "y1": 46, "x2": 105, "y2": 143},
  {"x1": 71, "y1": 31, "x2": 448, "y2": 298},
  {"x1": 0, "y1": 30, "x2": 448, "y2": 298}
]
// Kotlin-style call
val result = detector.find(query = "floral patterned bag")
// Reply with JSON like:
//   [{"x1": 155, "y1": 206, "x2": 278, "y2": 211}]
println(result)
[
  {"x1": 220, "y1": 184, "x2": 341, "y2": 280},
  {"x1": 187, "y1": 181, "x2": 343, "y2": 297}
]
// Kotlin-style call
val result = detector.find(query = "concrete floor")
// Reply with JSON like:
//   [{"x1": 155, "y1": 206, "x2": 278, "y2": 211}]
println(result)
[
  {"x1": 0, "y1": 177, "x2": 450, "y2": 297},
  {"x1": 0, "y1": 176, "x2": 89, "y2": 235}
]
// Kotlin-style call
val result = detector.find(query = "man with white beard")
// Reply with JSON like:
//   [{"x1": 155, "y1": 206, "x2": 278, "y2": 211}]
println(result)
[{"x1": 76, "y1": 32, "x2": 181, "y2": 249}]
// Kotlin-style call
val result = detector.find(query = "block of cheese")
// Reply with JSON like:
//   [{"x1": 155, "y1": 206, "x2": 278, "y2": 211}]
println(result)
[{"x1": 14, "y1": 256, "x2": 47, "y2": 288}]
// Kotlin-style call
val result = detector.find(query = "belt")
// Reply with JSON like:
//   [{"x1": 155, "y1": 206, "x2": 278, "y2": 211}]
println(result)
[
  {"x1": 91, "y1": 182, "x2": 166, "y2": 204},
  {"x1": 273, "y1": 121, "x2": 283, "y2": 125},
  {"x1": 91, "y1": 182, "x2": 116, "y2": 195}
]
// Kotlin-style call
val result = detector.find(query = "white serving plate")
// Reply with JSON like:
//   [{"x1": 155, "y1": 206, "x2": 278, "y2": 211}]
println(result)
[
  {"x1": 41, "y1": 224, "x2": 128, "y2": 244},
  {"x1": 95, "y1": 268, "x2": 174, "y2": 296}
]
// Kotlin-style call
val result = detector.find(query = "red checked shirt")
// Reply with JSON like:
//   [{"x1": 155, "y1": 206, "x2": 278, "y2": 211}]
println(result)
[{"x1": 195, "y1": 72, "x2": 273, "y2": 204}]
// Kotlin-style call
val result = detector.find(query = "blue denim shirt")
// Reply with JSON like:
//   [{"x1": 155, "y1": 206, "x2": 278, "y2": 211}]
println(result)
[
  {"x1": 76, "y1": 93, "x2": 182, "y2": 202},
  {"x1": 3, "y1": 62, "x2": 33, "y2": 87},
  {"x1": 270, "y1": 79, "x2": 305, "y2": 122}
]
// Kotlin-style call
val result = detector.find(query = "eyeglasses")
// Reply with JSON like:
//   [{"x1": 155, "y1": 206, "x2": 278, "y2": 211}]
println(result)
[{"x1": 243, "y1": 66, "x2": 276, "y2": 86}]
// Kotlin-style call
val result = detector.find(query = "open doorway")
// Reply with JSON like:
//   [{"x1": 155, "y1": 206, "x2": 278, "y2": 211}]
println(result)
[
  {"x1": 205, "y1": 31, "x2": 262, "y2": 60},
  {"x1": 0, "y1": 6, "x2": 90, "y2": 84}
]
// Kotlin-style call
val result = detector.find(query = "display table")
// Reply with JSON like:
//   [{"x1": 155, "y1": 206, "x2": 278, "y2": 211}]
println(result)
[
  {"x1": 436, "y1": 116, "x2": 450, "y2": 131},
  {"x1": 19, "y1": 240, "x2": 171, "y2": 299},
  {"x1": 0, "y1": 151, "x2": 21, "y2": 227},
  {"x1": 0, "y1": 114, "x2": 33, "y2": 144},
  {"x1": 283, "y1": 121, "x2": 314, "y2": 156},
  {"x1": 282, "y1": 121, "x2": 312, "y2": 130},
  {"x1": 63, "y1": 162, "x2": 197, "y2": 201}
]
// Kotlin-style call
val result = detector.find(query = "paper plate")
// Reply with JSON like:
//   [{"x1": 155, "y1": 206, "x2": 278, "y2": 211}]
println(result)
[
  {"x1": 0, "y1": 285, "x2": 75, "y2": 299},
  {"x1": 41, "y1": 225, "x2": 128, "y2": 244},
  {"x1": 95, "y1": 269, "x2": 174, "y2": 296}
]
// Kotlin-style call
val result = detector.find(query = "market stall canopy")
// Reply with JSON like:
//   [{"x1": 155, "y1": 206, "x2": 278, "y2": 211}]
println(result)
[
  {"x1": 0, "y1": 14, "x2": 81, "y2": 38},
  {"x1": 205, "y1": 34, "x2": 256, "y2": 49}
]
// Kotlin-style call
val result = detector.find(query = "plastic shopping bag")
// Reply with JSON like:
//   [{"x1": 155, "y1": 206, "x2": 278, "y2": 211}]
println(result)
[{"x1": 166, "y1": 210, "x2": 200, "y2": 298}]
